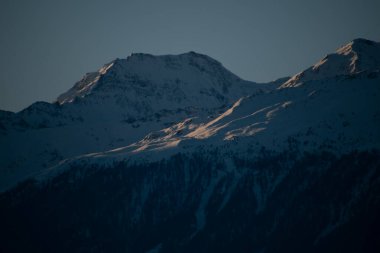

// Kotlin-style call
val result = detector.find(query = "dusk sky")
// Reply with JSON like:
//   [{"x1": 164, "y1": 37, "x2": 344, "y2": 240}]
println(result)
[{"x1": 1, "y1": 0, "x2": 379, "y2": 112}]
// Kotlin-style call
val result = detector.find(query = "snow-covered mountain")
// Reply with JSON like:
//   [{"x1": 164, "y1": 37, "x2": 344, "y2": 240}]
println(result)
[
  {"x1": 0, "y1": 52, "x2": 272, "y2": 191},
  {"x1": 51, "y1": 38, "x2": 380, "y2": 168},
  {"x1": 1, "y1": 39, "x2": 380, "y2": 253}
]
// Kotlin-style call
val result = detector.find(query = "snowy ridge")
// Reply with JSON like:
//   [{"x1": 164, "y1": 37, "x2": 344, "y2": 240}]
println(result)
[
  {"x1": 56, "y1": 51, "x2": 269, "y2": 115},
  {"x1": 57, "y1": 62, "x2": 115, "y2": 104},
  {"x1": 281, "y1": 38, "x2": 380, "y2": 88}
]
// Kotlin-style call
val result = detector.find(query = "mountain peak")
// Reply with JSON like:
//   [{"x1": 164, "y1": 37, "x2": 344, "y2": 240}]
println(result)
[
  {"x1": 336, "y1": 38, "x2": 379, "y2": 55},
  {"x1": 281, "y1": 38, "x2": 380, "y2": 88},
  {"x1": 57, "y1": 52, "x2": 243, "y2": 106},
  {"x1": 54, "y1": 51, "x2": 265, "y2": 123},
  {"x1": 122, "y1": 51, "x2": 223, "y2": 68}
]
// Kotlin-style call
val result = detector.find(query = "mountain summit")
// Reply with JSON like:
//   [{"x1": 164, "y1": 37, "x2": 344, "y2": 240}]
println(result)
[
  {"x1": 281, "y1": 38, "x2": 380, "y2": 87},
  {"x1": 56, "y1": 52, "x2": 265, "y2": 117}
]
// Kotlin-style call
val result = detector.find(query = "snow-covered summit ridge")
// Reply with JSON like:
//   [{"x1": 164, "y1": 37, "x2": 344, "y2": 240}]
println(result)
[
  {"x1": 53, "y1": 51, "x2": 274, "y2": 124},
  {"x1": 281, "y1": 38, "x2": 380, "y2": 88},
  {"x1": 57, "y1": 62, "x2": 115, "y2": 104},
  {"x1": 56, "y1": 51, "x2": 251, "y2": 105}
]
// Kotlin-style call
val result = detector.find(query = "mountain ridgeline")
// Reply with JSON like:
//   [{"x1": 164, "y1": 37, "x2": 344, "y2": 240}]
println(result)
[{"x1": 0, "y1": 39, "x2": 380, "y2": 253}]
